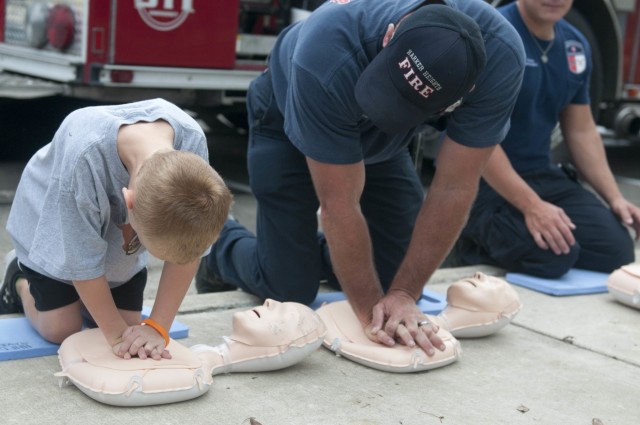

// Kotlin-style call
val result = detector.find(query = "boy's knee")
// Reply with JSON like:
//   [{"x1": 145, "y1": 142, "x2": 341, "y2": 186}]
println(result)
[{"x1": 39, "y1": 319, "x2": 83, "y2": 344}]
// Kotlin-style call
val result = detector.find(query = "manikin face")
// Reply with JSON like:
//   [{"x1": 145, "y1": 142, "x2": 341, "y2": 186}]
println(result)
[
  {"x1": 447, "y1": 272, "x2": 520, "y2": 311},
  {"x1": 518, "y1": 0, "x2": 573, "y2": 27},
  {"x1": 231, "y1": 299, "x2": 322, "y2": 347}
]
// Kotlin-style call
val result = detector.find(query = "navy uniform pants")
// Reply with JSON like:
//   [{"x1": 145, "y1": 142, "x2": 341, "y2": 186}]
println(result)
[
  {"x1": 205, "y1": 70, "x2": 424, "y2": 304},
  {"x1": 458, "y1": 166, "x2": 635, "y2": 278}
]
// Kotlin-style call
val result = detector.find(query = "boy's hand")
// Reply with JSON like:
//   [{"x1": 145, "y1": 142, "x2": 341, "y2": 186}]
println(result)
[{"x1": 113, "y1": 325, "x2": 172, "y2": 360}]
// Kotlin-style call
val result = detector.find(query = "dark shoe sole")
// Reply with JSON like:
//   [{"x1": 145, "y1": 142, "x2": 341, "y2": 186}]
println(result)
[
  {"x1": 195, "y1": 258, "x2": 236, "y2": 293},
  {"x1": 1, "y1": 251, "x2": 24, "y2": 314}
]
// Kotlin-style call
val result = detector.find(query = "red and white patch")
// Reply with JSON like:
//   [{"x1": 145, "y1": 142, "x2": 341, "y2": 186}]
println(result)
[
  {"x1": 329, "y1": 0, "x2": 351, "y2": 4},
  {"x1": 565, "y1": 41, "x2": 586, "y2": 74}
]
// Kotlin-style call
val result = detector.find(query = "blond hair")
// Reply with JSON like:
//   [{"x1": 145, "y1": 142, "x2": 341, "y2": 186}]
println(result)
[{"x1": 133, "y1": 150, "x2": 232, "y2": 264}]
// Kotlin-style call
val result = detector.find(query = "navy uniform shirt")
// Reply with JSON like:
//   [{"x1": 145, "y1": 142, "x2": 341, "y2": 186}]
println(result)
[
  {"x1": 268, "y1": 0, "x2": 525, "y2": 165},
  {"x1": 499, "y1": 2, "x2": 591, "y2": 173}
]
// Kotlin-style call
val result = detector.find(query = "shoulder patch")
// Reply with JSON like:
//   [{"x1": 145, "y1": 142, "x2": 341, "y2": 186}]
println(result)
[{"x1": 565, "y1": 40, "x2": 586, "y2": 74}]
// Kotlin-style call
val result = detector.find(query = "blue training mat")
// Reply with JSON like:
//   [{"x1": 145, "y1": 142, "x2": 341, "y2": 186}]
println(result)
[
  {"x1": 0, "y1": 306, "x2": 189, "y2": 361},
  {"x1": 505, "y1": 268, "x2": 609, "y2": 296},
  {"x1": 309, "y1": 288, "x2": 447, "y2": 315}
]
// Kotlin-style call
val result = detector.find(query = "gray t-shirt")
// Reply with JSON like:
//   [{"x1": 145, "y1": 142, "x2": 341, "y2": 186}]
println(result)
[{"x1": 6, "y1": 98, "x2": 208, "y2": 286}]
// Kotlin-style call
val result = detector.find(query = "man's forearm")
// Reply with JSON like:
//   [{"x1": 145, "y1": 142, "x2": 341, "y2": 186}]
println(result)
[
  {"x1": 562, "y1": 105, "x2": 624, "y2": 205},
  {"x1": 389, "y1": 182, "x2": 478, "y2": 299},
  {"x1": 321, "y1": 207, "x2": 384, "y2": 324},
  {"x1": 482, "y1": 146, "x2": 541, "y2": 214},
  {"x1": 567, "y1": 131, "x2": 623, "y2": 205}
]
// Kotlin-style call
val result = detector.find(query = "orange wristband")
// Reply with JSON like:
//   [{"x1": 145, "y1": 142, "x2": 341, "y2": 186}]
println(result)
[{"x1": 141, "y1": 318, "x2": 170, "y2": 346}]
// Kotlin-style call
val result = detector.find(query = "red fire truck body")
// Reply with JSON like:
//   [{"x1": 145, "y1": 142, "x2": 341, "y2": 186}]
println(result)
[
  {"x1": 0, "y1": 0, "x2": 638, "y2": 139},
  {"x1": 0, "y1": 0, "x2": 282, "y2": 107}
]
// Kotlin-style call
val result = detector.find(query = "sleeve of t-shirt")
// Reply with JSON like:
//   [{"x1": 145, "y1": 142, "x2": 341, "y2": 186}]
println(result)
[
  {"x1": 445, "y1": 35, "x2": 526, "y2": 148},
  {"x1": 283, "y1": 64, "x2": 364, "y2": 164},
  {"x1": 179, "y1": 125, "x2": 209, "y2": 161}
]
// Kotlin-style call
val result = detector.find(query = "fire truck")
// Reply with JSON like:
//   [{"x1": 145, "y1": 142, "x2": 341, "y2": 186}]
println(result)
[
  {"x1": 0, "y1": 0, "x2": 320, "y2": 129},
  {"x1": 0, "y1": 0, "x2": 638, "y2": 145}
]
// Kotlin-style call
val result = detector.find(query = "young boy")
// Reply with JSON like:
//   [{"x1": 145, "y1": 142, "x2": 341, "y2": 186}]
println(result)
[{"x1": 0, "y1": 98, "x2": 232, "y2": 360}]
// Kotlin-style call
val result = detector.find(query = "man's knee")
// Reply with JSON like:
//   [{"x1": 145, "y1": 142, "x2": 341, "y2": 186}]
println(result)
[
  {"x1": 518, "y1": 245, "x2": 580, "y2": 278},
  {"x1": 231, "y1": 260, "x2": 321, "y2": 306},
  {"x1": 259, "y1": 277, "x2": 320, "y2": 306},
  {"x1": 609, "y1": 229, "x2": 636, "y2": 266},
  {"x1": 589, "y1": 232, "x2": 636, "y2": 272}
]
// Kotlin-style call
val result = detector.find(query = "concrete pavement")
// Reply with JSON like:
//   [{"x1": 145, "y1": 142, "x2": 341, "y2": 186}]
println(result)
[
  {"x1": 2, "y1": 264, "x2": 639, "y2": 425},
  {"x1": 1, "y1": 163, "x2": 639, "y2": 424}
]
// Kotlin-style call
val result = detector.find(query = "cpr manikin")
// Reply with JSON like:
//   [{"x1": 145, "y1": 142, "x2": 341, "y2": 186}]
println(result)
[
  {"x1": 316, "y1": 272, "x2": 522, "y2": 372},
  {"x1": 190, "y1": 298, "x2": 328, "y2": 375},
  {"x1": 56, "y1": 299, "x2": 327, "y2": 406},
  {"x1": 607, "y1": 263, "x2": 640, "y2": 309},
  {"x1": 433, "y1": 272, "x2": 522, "y2": 338},
  {"x1": 56, "y1": 274, "x2": 522, "y2": 405}
]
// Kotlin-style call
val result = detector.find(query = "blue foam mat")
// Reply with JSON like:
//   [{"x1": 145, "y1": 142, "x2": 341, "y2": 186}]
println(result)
[
  {"x1": 309, "y1": 288, "x2": 447, "y2": 315},
  {"x1": 506, "y1": 268, "x2": 609, "y2": 296},
  {"x1": 0, "y1": 306, "x2": 189, "y2": 361}
]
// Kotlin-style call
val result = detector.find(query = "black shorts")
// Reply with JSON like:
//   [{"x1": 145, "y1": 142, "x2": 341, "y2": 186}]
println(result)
[{"x1": 19, "y1": 263, "x2": 147, "y2": 312}]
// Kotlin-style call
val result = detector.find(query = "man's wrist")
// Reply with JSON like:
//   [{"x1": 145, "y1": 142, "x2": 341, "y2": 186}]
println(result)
[{"x1": 387, "y1": 287, "x2": 421, "y2": 303}]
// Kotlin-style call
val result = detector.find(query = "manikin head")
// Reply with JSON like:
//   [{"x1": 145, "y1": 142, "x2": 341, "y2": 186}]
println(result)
[
  {"x1": 230, "y1": 299, "x2": 325, "y2": 347},
  {"x1": 434, "y1": 272, "x2": 522, "y2": 338}
]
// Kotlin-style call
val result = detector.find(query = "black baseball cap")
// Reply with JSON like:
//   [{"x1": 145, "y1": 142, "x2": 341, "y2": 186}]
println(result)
[{"x1": 355, "y1": 4, "x2": 486, "y2": 134}]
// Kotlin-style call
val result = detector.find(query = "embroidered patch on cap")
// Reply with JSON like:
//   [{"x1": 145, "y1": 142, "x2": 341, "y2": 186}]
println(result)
[{"x1": 354, "y1": 4, "x2": 486, "y2": 134}]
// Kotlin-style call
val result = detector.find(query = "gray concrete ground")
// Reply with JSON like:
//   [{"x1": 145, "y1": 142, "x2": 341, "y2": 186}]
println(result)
[{"x1": 1, "y1": 159, "x2": 639, "y2": 424}]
